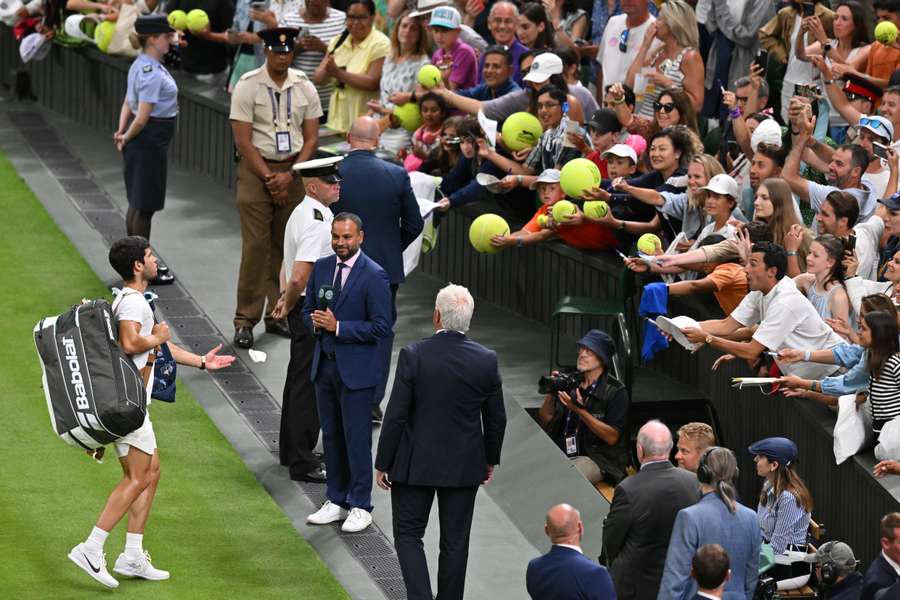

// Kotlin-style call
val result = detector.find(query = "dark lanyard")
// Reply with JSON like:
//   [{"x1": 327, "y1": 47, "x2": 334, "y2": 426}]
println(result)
[{"x1": 267, "y1": 87, "x2": 292, "y2": 129}]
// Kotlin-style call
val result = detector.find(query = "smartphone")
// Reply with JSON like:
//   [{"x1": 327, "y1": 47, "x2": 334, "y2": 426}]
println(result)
[
  {"x1": 874, "y1": 141, "x2": 890, "y2": 160},
  {"x1": 250, "y1": 1, "x2": 268, "y2": 10},
  {"x1": 753, "y1": 49, "x2": 769, "y2": 75},
  {"x1": 298, "y1": 26, "x2": 311, "y2": 38},
  {"x1": 795, "y1": 84, "x2": 820, "y2": 99},
  {"x1": 846, "y1": 234, "x2": 857, "y2": 251},
  {"x1": 802, "y1": 2, "x2": 814, "y2": 17}
]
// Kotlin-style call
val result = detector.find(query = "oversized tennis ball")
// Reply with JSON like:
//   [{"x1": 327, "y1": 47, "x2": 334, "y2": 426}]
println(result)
[
  {"x1": 94, "y1": 20, "x2": 115, "y2": 53},
  {"x1": 583, "y1": 200, "x2": 609, "y2": 219},
  {"x1": 560, "y1": 158, "x2": 602, "y2": 199},
  {"x1": 537, "y1": 214, "x2": 549, "y2": 228},
  {"x1": 393, "y1": 102, "x2": 422, "y2": 132},
  {"x1": 637, "y1": 233, "x2": 662, "y2": 255},
  {"x1": 186, "y1": 9, "x2": 209, "y2": 33},
  {"x1": 876, "y1": 21, "x2": 898, "y2": 45},
  {"x1": 167, "y1": 9, "x2": 188, "y2": 31},
  {"x1": 551, "y1": 199, "x2": 577, "y2": 223},
  {"x1": 501, "y1": 112, "x2": 543, "y2": 151},
  {"x1": 417, "y1": 64, "x2": 442, "y2": 89},
  {"x1": 469, "y1": 213, "x2": 510, "y2": 254}
]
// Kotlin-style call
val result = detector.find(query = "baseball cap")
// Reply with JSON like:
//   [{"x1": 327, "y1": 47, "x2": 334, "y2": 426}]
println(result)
[
  {"x1": 429, "y1": 6, "x2": 461, "y2": 29},
  {"x1": 624, "y1": 133, "x2": 647, "y2": 158},
  {"x1": 602, "y1": 144, "x2": 638, "y2": 164},
  {"x1": 880, "y1": 190, "x2": 900, "y2": 211},
  {"x1": 701, "y1": 174, "x2": 739, "y2": 199},
  {"x1": 803, "y1": 541, "x2": 857, "y2": 576},
  {"x1": 859, "y1": 115, "x2": 895, "y2": 143},
  {"x1": 408, "y1": 0, "x2": 447, "y2": 18},
  {"x1": 751, "y1": 119, "x2": 783, "y2": 153},
  {"x1": 64, "y1": 14, "x2": 98, "y2": 43},
  {"x1": 529, "y1": 168, "x2": 561, "y2": 189},
  {"x1": 523, "y1": 53, "x2": 563, "y2": 84},
  {"x1": 748, "y1": 437, "x2": 798, "y2": 466},
  {"x1": 19, "y1": 32, "x2": 51, "y2": 63},
  {"x1": 576, "y1": 330, "x2": 616, "y2": 368},
  {"x1": 588, "y1": 108, "x2": 622, "y2": 135}
]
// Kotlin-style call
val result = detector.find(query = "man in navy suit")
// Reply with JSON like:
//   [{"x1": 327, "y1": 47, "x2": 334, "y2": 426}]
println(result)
[
  {"x1": 332, "y1": 117, "x2": 424, "y2": 419},
  {"x1": 303, "y1": 213, "x2": 393, "y2": 533},
  {"x1": 526, "y1": 503, "x2": 616, "y2": 600},
  {"x1": 690, "y1": 544, "x2": 731, "y2": 600},
  {"x1": 375, "y1": 284, "x2": 506, "y2": 600},
  {"x1": 862, "y1": 512, "x2": 900, "y2": 600}
]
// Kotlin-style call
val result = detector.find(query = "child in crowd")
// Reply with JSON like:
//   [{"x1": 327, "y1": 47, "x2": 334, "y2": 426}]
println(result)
[
  {"x1": 429, "y1": 6, "x2": 477, "y2": 91},
  {"x1": 421, "y1": 116, "x2": 462, "y2": 176},
  {"x1": 569, "y1": 108, "x2": 622, "y2": 179},
  {"x1": 404, "y1": 92, "x2": 448, "y2": 172},
  {"x1": 793, "y1": 235, "x2": 852, "y2": 334}
]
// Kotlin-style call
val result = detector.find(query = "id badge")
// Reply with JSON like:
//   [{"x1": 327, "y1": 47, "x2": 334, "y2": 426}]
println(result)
[
  {"x1": 565, "y1": 435, "x2": 577, "y2": 457},
  {"x1": 276, "y1": 131, "x2": 292, "y2": 153}
]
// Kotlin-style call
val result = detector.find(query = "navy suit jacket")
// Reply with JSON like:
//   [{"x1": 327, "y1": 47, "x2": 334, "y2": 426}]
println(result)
[
  {"x1": 862, "y1": 554, "x2": 900, "y2": 600},
  {"x1": 374, "y1": 331, "x2": 506, "y2": 487},
  {"x1": 333, "y1": 150, "x2": 424, "y2": 285},
  {"x1": 301, "y1": 251, "x2": 392, "y2": 390},
  {"x1": 527, "y1": 545, "x2": 617, "y2": 600},
  {"x1": 657, "y1": 492, "x2": 761, "y2": 600}
]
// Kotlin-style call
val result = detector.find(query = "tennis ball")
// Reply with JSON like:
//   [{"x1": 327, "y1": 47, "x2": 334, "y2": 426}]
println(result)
[
  {"x1": 94, "y1": 20, "x2": 115, "y2": 53},
  {"x1": 501, "y1": 112, "x2": 543, "y2": 152},
  {"x1": 583, "y1": 200, "x2": 609, "y2": 219},
  {"x1": 186, "y1": 8, "x2": 209, "y2": 33},
  {"x1": 637, "y1": 233, "x2": 662, "y2": 255},
  {"x1": 560, "y1": 158, "x2": 602, "y2": 199},
  {"x1": 167, "y1": 9, "x2": 188, "y2": 31},
  {"x1": 393, "y1": 102, "x2": 422, "y2": 132},
  {"x1": 417, "y1": 64, "x2": 442, "y2": 89},
  {"x1": 551, "y1": 199, "x2": 577, "y2": 223},
  {"x1": 876, "y1": 21, "x2": 898, "y2": 45},
  {"x1": 469, "y1": 213, "x2": 510, "y2": 254},
  {"x1": 537, "y1": 214, "x2": 549, "y2": 228}
]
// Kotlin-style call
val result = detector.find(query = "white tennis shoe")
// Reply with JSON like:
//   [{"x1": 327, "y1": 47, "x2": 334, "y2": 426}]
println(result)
[
  {"x1": 113, "y1": 550, "x2": 170, "y2": 580},
  {"x1": 68, "y1": 543, "x2": 119, "y2": 588}
]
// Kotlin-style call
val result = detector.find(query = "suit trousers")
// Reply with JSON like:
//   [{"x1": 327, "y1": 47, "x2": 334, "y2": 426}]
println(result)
[
  {"x1": 374, "y1": 283, "x2": 399, "y2": 405},
  {"x1": 234, "y1": 157, "x2": 302, "y2": 328},
  {"x1": 315, "y1": 356, "x2": 376, "y2": 511},
  {"x1": 280, "y1": 303, "x2": 320, "y2": 476},
  {"x1": 391, "y1": 483, "x2": 479, "y2": 600}
]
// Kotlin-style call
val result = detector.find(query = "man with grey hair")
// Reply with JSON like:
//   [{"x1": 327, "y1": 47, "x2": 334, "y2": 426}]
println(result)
[
  {"x1": 480, "y1": 1, "x2": 527, "y2": 85},
  {"x1": 375, "y1": 283, "x2": 506, "y2": 600},
  {"x1": 602, "y1": 420, "x2": 700, "y2": 600}
]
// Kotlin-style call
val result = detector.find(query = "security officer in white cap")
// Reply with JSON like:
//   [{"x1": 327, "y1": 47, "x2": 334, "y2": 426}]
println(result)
[
  {"x1": 230, "y1": 27, "x2": 323, "y2": 349},
  {"x1": 271, "y1": 155, "x2": 343, "y2": 483}
]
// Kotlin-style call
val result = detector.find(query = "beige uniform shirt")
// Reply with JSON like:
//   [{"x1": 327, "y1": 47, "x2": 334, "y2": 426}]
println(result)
[{"x1": 230, "y1": 66, "x2": 324, "y2": 161}]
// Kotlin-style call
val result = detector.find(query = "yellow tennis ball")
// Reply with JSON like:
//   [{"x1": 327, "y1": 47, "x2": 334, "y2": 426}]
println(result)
[
  {"x1": 583, "y1": 200, "x2": 609, "y2": 219},
  {"x1": 551, "y1": 200, "x2": 577, "y2": 223},
  {"x1": 501, "y1": 112, "x2": 543, "y2": 152},
  {"x1": 469, "y1": 213, "x2": 510, "y2": 254},
  {"x1": 167, "y1": 9, "x2": 188, "y2": 31},
  {"x1": 94, "y1": 20, "x2": 115, "y2": 53},
  {"x1": 537, "y1": 214, "x2": 549, "y2": 228},
  {"x1": 186, "y1": 9, "x2": 209, "y2": 33},
  {"x1": 393, "y1": 102, "x2": 422, "y2": 132},
  {"x1": 417, "y1": 64, "x2": 442, "y2": 89},
  {"x1": 637, "y1": 233, "x2": 662, "y2": 255},
  {"x1": 876, "y1": 21, "x2": 898, "y2": 45},
  {"x1": 560, "y1": 158, "x2": 602, "y2": 199}
]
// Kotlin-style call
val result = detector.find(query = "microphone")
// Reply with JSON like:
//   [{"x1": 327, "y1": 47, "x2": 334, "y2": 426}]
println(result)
[
  {"x1": 329, "y1": 29, "x2": 350, "y2": 56},
  {"x1": 314, "y1": 284, "x2": 334, "y2": 336}
]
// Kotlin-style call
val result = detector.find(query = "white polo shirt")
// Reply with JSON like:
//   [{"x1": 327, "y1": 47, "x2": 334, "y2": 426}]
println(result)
[
  {"x1": 730, "y1": 276, "x2": 843, "y2": 379},
  {"x1": 283, "y1": 195, "x2": 335, "y2": 291}
]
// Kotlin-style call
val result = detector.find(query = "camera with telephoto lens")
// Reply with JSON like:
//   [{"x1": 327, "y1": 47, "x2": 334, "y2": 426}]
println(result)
[{"x1": 538, "y1": 371, "x2": 583, "y2": 395}]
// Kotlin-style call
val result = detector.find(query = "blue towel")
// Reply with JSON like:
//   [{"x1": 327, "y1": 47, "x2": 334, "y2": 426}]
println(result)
[{"x1": 639, "y1": 282, "x2": 669, "y2": 362}]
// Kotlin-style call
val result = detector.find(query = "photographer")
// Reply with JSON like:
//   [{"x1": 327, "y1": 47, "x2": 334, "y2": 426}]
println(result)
[{"x1": 537, "y1": 330, "x2": 629, "y2": 485}]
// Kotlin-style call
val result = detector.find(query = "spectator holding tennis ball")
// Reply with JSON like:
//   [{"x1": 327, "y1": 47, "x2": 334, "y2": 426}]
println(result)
[
  {"x1": 429, "y1": 6, "x2": 478, "y2": 91},
  {"x1": 165, "y1": 0, "x2": 235, "y2": 86}
]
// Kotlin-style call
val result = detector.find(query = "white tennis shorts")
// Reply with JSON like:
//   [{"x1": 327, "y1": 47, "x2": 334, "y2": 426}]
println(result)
[{"x1": 115, "y1": 412, "x2": 157, "y2": 458}]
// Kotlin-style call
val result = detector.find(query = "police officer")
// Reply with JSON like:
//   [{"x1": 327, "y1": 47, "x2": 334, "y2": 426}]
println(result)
[
  {"x1": 115, "y1": 14, "x2": 179, "y2": 284},
  {"x1": 271, "y1": 156, "x2": 343, "y2": 483},
  {"x1": 230, "y1": 27, "x2": 323, "y2": 349}
]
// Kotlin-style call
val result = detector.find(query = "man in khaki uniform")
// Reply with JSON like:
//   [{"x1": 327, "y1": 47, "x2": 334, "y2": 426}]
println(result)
[{"x1": 230, "y1": 27, "x2": 323, "y2": 349}]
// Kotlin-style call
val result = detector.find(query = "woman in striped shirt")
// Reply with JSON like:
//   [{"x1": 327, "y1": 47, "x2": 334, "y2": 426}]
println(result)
[{"x1": 860, "y1": 310, "x2": 900, "y2": 435}]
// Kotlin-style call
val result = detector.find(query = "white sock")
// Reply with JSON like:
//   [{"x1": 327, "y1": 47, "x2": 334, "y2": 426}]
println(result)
[
  {"x1": 124, "y1": 532, "x2": 143, "y2": 558},
  {"x1": 84, "y1": 527, "x2": 108, "y2": 554}
]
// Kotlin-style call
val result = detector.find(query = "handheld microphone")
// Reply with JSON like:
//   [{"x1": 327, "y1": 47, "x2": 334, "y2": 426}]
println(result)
[
  {"x1": 329, "y1": 29, "x2": 350, "y2": 56},
  {"x1": 314, "y1": 284, "x2": 334, "y2": 335}
]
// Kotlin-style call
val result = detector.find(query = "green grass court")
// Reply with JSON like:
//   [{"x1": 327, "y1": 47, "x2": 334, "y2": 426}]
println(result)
[{"x1": 0, "y1": 152, "x2": 349, "y2": 599}]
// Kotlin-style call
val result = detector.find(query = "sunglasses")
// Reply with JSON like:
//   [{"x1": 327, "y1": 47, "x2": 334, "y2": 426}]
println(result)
[
  {"x1": 618, "y1": 28, "x2": 629, "y2": 53},
  {"x1": 859, "y1": 116, "x2": 889, "y2": 133},
  {"x1": 654, "y1": 101, "x2": 676, "y2": 114}
]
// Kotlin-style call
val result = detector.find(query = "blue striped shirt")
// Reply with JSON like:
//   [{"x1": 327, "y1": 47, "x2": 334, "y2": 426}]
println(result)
[{"x1": 756, "y1": 482, "x2": 810, "y2": 554}]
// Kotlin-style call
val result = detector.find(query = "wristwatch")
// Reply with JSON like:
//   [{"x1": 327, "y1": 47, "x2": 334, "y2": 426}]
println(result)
[
  {"x1": 822, "y1": 42, "x2": 833, "y2": 54},
  {"x1": 617, "y1": 220, "x2": 626, "y2": 231},
  {"x1": 200, "y1": 356, "x2": 206, "y2": 370}
]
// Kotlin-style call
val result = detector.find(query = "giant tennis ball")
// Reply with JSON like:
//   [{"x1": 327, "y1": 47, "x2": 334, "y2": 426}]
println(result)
[
  {"x1": 393, "y1": 102, "x2": 422, "y2": 132},
  {"x1": 537, "y1": 214, "x2": 549, "y2": 228},
  {"x1": 501, "y1": 112, "x2": 543, "y2": 152},
  {"x1": 560, "y1": 158, "x2": 602, "y2": 199},
  {"x1": 469, "y1": 213, "x2": 510, "y2": 254},
  {"x1": 94, "y1": 20, "x2": 115, "y2": 53},
  {"x1": 167, "y1": 9, "x2": 188, "y2": 31},
  {"x1": 583, "y1": 200, "x2": 609, "y2": 219},
  {"x1": 551, "y1": 199, "x2": 577, "y2": 223},
  {"x1": 876, "y1": 21, "x2": 899, "y2": 45},
  {"x1": 417, "y1": 64, "x2": 442, "y2": 89},
  {"x1": 637, "y1": 233, "x2": 662, "y2": 255},
  {"x1": 186, "y1": 8, "x2": 209, "y2": 33}
]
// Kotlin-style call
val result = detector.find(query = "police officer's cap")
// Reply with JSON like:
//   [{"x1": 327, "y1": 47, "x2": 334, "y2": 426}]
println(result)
[
  {"x1": 259, "y1": 27, "x2": 300, "y2": 53},
  {"x1": 291, "y1": 155, "x2": 344, "y2": 183},
  {"x1": 575, "y1": 329, "x2": 616, "y2": 368},
  {"x1": 136, "y1": 14, "x2": 174, "y2": 35},
  {"x1": 748, "y1": 436, "x2": 797, "y2": 467}
]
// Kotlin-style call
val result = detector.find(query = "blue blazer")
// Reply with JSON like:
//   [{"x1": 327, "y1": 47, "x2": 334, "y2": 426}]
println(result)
[
  {"x1": 526, "y1": 545, "x2": 617, "y2": 600},
  {"x1": 301, "y1": 251, "x2": 392, "y2": 390},
  {"x1": 333, "y1": 150, "x2": 424, "y2": 285},
  {"x1": 657, "y1": 492, "x2": 761, "y2": 600}
]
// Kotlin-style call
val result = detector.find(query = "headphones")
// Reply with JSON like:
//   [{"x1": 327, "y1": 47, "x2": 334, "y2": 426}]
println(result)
[
  {"x1": 818, "y1": 541, "x2": 841, "y2": 586},
  {"x1": 697, "y1": 447, "x2": 740, "y2": 486}
]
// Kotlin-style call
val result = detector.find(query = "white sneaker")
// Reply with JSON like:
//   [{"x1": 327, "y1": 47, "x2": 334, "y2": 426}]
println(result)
[
  {"x1": 68, "y1": 543, "x2": 119, "y2": 589},
  {"x1": 113, "y1": 550, "x2": 170, "y2": 580},
  {"x1": 307, "y1": 500, "x2": 348, "y2": 525},
  {"x1": 341, "y1": 508, "x2": 373, "y2": 533}
]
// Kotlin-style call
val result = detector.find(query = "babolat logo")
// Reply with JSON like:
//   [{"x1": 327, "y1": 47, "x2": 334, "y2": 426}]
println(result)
[
  {"x1": 103, "y1": 310, "x2": 114, "y2": 340},
  {"x1": 62, "y1": 336, "x2": 90, "y2": 410}
]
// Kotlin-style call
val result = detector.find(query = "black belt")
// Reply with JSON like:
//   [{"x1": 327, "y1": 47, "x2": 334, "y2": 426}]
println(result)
[
  {"x1": 321, "y1": 350, "x2": 336, "y2": 360},
  {"x1": 263, "y1": 154, "x2": 299, "y2": 164},
  {"x1": 149, "y1": 116, "x2": 176, "y2": 122}
]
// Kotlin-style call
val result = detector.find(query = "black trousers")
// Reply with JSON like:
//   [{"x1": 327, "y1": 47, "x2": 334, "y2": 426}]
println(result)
[
  {"x1": 279, "y1": 303, "x2": 320, "y2": 476},
  {"x1": 391, "y1": 483, "x2": 479, "y2": 600}
]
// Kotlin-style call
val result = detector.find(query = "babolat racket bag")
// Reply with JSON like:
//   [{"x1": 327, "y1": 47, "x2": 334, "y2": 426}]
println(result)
[{"x1": 33, "y1": 300, "x2": 147, "y2": 450}]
